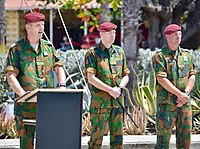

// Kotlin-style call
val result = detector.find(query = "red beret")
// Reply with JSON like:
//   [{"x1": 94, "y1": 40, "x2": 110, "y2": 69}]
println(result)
[
  {"x1": 24, "y1": 12, "x2": 45, "y2": 24},
  {"x1": 97, "y1": 22, "x2": 117, "y2": 32},
  {"x1": 164, "y1": 24, "x2": 181, "y2": 35}
]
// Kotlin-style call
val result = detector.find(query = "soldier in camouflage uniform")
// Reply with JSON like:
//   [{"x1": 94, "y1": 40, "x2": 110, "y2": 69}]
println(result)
[
  {"x1": 5, "y1": 12, "x2": 66, "y2": 149},
  {"x1": 85, "y1": 22, "x2": 130, "y2": 149},
  {"x1": 152, "y1": 24, "x2": 196, "y2": 149}
]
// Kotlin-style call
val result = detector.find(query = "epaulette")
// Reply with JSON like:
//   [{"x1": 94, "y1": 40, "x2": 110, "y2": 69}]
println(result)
[
  {"x1": 86, "y1": 47, "x2": 95, "y2": 55},
  {"x1": 112, "y1": 45, "x2": 121, "y2": 49},
  {"x1": 156, "y1": 49, "x2": 162, "y2": 53},
  {"x1": 182, "y1": 48, "x2": 190, "y2": 52},
  {"x1": 89, "y1": 46, "x2": 95, "y2": 51},
  {"x1": 46, "y1": 41, "x2": 53, "y2": 46},
  {"x1": 9, "y1": 42, "x2": 19, "y2": 49},
  {"x1": 112, "y1": 45, "x2": 122, "y2": 55},
  {"x1": 41, "y1": 39, "x2": 53, "y2": 46}
]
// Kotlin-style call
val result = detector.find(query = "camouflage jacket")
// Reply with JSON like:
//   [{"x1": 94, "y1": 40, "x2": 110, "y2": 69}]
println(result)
[
  {"x1": 152, "y1": 46, "x2": 196, "y2": 105},
  {"x1": 85, "y1": 43, "x2": 130, "y2": 109},
  {"x1": 5, "y1": 37, "x2": 63, "y2": 91}
]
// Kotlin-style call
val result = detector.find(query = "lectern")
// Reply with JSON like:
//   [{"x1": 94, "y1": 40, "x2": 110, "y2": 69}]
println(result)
[{"x1": 16, "y1": 89, "x2": 83, "y2": 149}]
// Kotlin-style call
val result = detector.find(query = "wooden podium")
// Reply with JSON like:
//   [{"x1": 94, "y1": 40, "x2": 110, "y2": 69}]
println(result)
[{"x1": 16, "y1": 89, "x2": 83, "y2": 149}]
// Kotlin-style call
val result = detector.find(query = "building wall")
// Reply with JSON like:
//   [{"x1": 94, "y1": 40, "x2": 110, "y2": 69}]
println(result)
[
  {"x1": 6, "y1": 11, "x2": 20, "y2": 47},
  {"x1": 6, "y1": 11, "x2": 26, "y2": 47}
]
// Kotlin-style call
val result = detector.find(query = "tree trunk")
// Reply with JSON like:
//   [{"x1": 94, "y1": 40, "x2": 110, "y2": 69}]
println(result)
[
  {"x1": 182, "y1": 0, "x2": 200, "y2": 43},
  {"x1": 123, "y1": 26, "x2": 138, "y2": 90},
  {"x1": 146, "y1": 13, "x2": 160, "y2": 50},
  {"x1": 99, "y1": 1, "x2": 112, "y2": 23},
  {"x1": 0, "y1": 0, "x2": 6, "y2": 45},
  {"x1": 122, "y1": 0, "x2": 142, "y2": 92}
]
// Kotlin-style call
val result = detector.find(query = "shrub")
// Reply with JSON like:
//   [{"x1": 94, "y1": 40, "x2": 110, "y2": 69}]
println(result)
[{"x1": 0, "y1": 111, "x2": 17, "y2": 139}]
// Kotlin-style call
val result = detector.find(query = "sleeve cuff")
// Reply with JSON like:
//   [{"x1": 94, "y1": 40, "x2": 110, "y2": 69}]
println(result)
[
  {"x1": 54, "y1": 61, "x2": 63, "y2": 67},
  {"x1": 86, "y1": 67, "x2": 96, "y2": 74},
  {"x1": 189, "y1": 70, "x2": 196, "y2": 77},
  {"x1": 156, "y1": 72, "x2": 167, "y2": 78},
  {"x1": 122, "y1": 68, "x2": 130, "y2": 76},
  {"x1": 5, "y1": 66, "x2": 19, "y2": 76}
]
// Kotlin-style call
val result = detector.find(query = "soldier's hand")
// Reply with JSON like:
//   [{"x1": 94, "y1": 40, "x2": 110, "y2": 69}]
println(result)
[
  {"x1": 176, "y1": 98, "x2": 184, "y2": 107},
  {"x1": 19, "y1": 90, "x2": 26, "y2": 97},
  {"x1": 59, "y1": 86, "x2": 66, "y2": 89},
  {"x1": 176, "y1": 92, "x2": 189, "y2": 107},
  {"x1": 108, "y1": 86, "x2": 121, "y2": 99}
]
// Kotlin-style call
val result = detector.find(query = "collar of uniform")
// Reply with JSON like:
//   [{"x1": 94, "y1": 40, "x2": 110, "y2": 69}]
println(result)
[
  {"x1": 23, "y1": 35, "x2": 28, "y2": 43},
  {"x1": 23, "y1": 36, "x2": 32, "y2": 51},
  {"x1": 165, "y1": 45, "x2": 172, "y2": 55},
  {"x1": 109, "y1": 45, "x2": 117, "y2": 54},
  {"x1": 165, "y1": 45, "x2": 182, "y2": 55},
  {"x1": 23, "y1": 36, "x2": 42, "y2": 52},
  {"x1": 100, "y1": 43, "x2": 106, "y2": 51},
  {"x1": 100, "y1": 43, "x2": 115, "y2": 51},
  {"x1": 165, "y1": 45, "x2": 183, "y2": 60},
  {"x1": 177, "y1": 46, "x2": 183, "y2": 55}
]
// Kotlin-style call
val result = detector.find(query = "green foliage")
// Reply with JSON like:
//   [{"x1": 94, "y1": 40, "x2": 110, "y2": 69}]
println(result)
[
  {"x1": 191, "y1": 72, "x2": 200, "y2": 132},
  {"x1": 131, "y1": 65, "x2": 156, "y2": 116},
  {"x1": 60, "y1": 0, "x2": 75, "y2": 9},
  {"x1": 0, "y1": 53, "x2": 12, "y2": 104},
  {"x1": 123, "y1": 48, "x2": 157, "y2": 117},
  {"x1": 59, "y1": 0, "x2": 121, "y2": 32},
  {"x1": 120, "y1": 60, "x2": 157, "y2": 134},
  {"x1": 191, "y1": 73, "x2": 200, "y2": 133},
  {"x1": 190, "y1": 50, "x2": 200, "y2": 73},
  {"x1": 0, "y1": 112, "x2": 17, "y2": 139},
  {"x1": 57, "y1": 49, "x2": 87, "y2": 88},
  {"x1": 137, "y1": 48, "x2": 156, "y2": 75},
  {"x1": 192, "y1": 73, "x2": 200, "y2": 100},
  {"x1": 0, "y1": 44, "x2": 8, "y2": 54},
  {"x1": 110, "y1": 0, "x2": 121, "y2": 12},
  {"x1": 123, "y1": 106, "x2": 147, "y2": 135},
  {"x1": 82, "y1": 111, "x2": 91, "y2": 135}
]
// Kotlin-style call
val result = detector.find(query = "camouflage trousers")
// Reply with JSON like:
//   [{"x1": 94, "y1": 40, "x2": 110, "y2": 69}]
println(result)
[
  {"x1": 156, "y1": 104, "x2": 192, "y2": 149},
  {"x1": 88, "y1": 108, "x2": 123, "y2": 149},
  {"x1": 14, "y1": 102, "x2": 37, "y2": 149}
]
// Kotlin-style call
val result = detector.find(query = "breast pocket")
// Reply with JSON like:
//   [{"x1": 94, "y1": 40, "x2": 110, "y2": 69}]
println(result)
[
  {"x1": 36, "y1": 61, "x2": 45, "y2": 78},
  {"x1": 44, "y1": 52, "x2": 54, "y2": 72},
  {"x1": 178, "y1": 56, "x2": 190, "y2": 78},
  {"x1": 20, "y1": 56, "x2": 35, "y2": 75},
  {"x1": 110, "y1": 61, "x2": 117, "y2": 74},
  {"x1": 167, "y1": 59, "x2": 177, "y2": 79},
  {"x1": 110, "y1": 57, "x2": 122, "y2": 74}
]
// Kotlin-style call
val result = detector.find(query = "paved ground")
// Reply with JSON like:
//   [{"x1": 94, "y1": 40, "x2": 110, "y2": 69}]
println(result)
[{"x1": 0, "y1": 135, "x2": 200, "y2": 149}]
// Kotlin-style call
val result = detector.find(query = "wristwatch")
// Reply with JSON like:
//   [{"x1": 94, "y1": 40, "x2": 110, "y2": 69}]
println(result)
[
  {"x1": 119, "y1": 86, "x2": 123, "y2": 95},
  {"x1": 58, "y1": 82, "x2": 66, "y2": 87},
  {"x1": 185, "y1": 91, "x2": 190, "y2": 97}
]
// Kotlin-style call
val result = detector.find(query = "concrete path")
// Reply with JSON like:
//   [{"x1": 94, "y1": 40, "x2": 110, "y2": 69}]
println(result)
[{"x1": 0, "y1": 135, "x2": 200, "y2": 149}]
